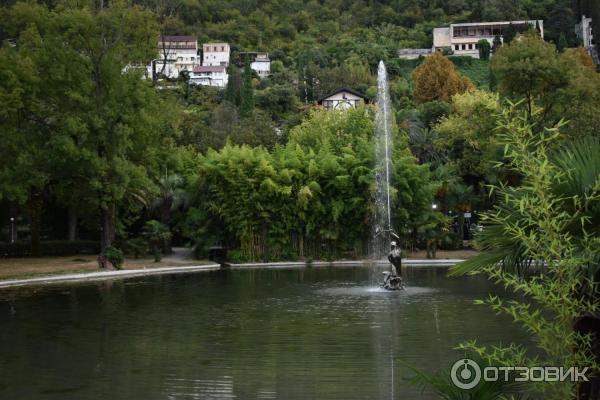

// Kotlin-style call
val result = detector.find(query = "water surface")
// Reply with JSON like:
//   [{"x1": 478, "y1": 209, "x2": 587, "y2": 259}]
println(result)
[{"x1": 0, "y1": 266, "x2": 530, "y2": 399}]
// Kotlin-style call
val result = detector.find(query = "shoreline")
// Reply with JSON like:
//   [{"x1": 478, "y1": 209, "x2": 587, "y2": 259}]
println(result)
[{"x1": 0, "y1": 259, "x2": 464, "y2": 289}]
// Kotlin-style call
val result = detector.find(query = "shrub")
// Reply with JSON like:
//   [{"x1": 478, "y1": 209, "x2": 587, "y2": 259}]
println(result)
[
  {"x1": 102, "y1": 246, "x2": 124, "y2": 270},
  {"x1": 122, "y1": 237, "x2": 147, "y2": 259}
]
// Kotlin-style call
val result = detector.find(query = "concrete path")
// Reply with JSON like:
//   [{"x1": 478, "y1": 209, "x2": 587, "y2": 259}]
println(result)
[{"x1": 0, "y1": 258, "x2": 464, "y2": 289}]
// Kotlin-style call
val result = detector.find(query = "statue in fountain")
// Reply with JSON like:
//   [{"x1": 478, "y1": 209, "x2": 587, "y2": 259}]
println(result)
[{"x1": 382, "y1": 241, "x2": 403, "y2": 290}]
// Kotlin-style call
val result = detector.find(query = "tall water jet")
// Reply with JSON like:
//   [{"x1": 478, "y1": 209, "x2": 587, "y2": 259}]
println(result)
[{"x1": 372, "y1": 60, "x2": 394, "y2": 260}]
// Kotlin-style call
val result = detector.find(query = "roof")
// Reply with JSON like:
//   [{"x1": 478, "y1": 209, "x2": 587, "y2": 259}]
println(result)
[
  {"x1": 450, "y1": 20, "x2": 542, "y2": 28},
  {"x1": 193, "y1": 65, "x2": 227, "y2": 73},
  {"x1": 317, "y1": 87, "x2": 368, "y2": 103},
  {"x1": 160, "y1": 35, "x2": 197, "y2": 42},
  {"x1": 203, "y1": 42, "x2": 230, "y2": 47}
]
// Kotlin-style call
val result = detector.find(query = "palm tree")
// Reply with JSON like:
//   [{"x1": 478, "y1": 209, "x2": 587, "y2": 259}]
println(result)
[
  {"x1": 153, "y1": 172, "x2": 188, "y2": 254},
  {"x1": 142, "y1": 220, "x2": 172, "y2": 262},
  {"x1": 450, "y1": 136, "x2": 600, "y2": 277},
  {"x1": 447, "y1": 183, "x2": 475, "y2": 243},
  {"x1": 449, "y1": 136, "x2": 600, "y2": 398}
]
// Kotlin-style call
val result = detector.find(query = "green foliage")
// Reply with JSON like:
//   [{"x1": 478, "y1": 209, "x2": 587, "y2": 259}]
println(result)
[
  {"x1": 102, "y1": 246, "x2": 124, "y2": 270},
  {"x1": 0, "y1": 1, "x2": 177, "y2": 251},
  {"x1": 492, "y1": 33, "x2": 600, "y2": 137},
  {"x1": 224, "y1": 64, "x2": 242, "y2": 106},
  {"x1": 186, "y1": 106, "x2": 433, "y2": 261},
  {"x1": 477, "y1": 39, "x2": 491, "y2": 60},
  {"x1": 436, "y1": 89, "x2": 503, "y2": 194},
  {"x1": 557, "y1": 32, "x2": 568, "y2": 52},
  {"x1": 408, "y1": 359, "x2": 530, "y2": 399},
  {"x1": 142, "y1": 220, "x2": 172, "y2": 262},
  {"x1": 240, "y1": 56, "x2": 255, "y2": 119},
  {"x1": 450, "y1": 105, "x2": 600, "y2": 398}
]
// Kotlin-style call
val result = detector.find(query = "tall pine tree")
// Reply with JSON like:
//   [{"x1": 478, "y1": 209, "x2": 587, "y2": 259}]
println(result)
[{"x1": 240, "y1": 56, "x2": 254, "y2": 119}]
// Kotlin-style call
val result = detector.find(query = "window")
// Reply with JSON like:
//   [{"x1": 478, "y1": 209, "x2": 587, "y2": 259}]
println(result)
[
  {"x1": 468, "y1": 44, "x2": 472, "y2": 50},
  {"x1": 221, "y1": 46, "x2": 224, "y2": 51},
  {"x1": 461, "y1": 44, "x2": 466, "y2": 50},
  {"x1": 213, "y1": 46, "x2": 217, "y2": 51},
  {"x1": 455, "y1": 44, "x2": 459, "y2": 50},
  {"x1": 475, "y1": 43, "x2": 479, "y2": 49}
]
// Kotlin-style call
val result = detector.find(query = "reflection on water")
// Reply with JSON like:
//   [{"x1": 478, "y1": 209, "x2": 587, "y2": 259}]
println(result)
[{"x1": 0, "y1": 266, "x2": 531, "y2": 400}]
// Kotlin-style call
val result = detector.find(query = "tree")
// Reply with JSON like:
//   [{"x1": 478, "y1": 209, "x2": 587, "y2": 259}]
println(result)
[
  {"x1": 492, "y1": 33, "x2": 600, "y2": 136},
  {"x1": 435, "y1": 89, "x2": 503, "y2": 194},
  {"x1": 557, "y1": 32, "x2": 568, "y2": 52},
  {"x1": 143, "y1": 220, "x2": 172, "y2": 262},
  {"x1": 224, "y1": 64, "x2": 242, "y2": 106},
  {"x1": 492, "y1": 35, "x2": 502, "y2": 53},
  {"x1": 0, "y1": 2, "x2": 176, "y2": 253},
  {"x1": 240, "y1": 55, "x2": 255, "y2": 118},
  {"x1": 153, "y1": 173, "x2": 187, "y2": 253},
  {"x1": 411, "y1": 52, "x2": 474, "y2": 103},
  {"x1": 491, "y1": 33, "x2": 566, "y2": 120},
  {"x1": 477, "y1": 39, "x2": 491, "y2": 60},
  {"x1": 450, "y1": 107, "x2": 600, "y2": 399}
]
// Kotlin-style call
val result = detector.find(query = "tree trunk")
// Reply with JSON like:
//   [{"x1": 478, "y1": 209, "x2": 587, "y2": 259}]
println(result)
[
  {"x1": 68, "y1": 206, "x2": 77, "y2": 241},
  {"x1": 100, "y1": 203, "x2": 116, "y2": 252},
  {"x1": 27, "y1": 190, "x2": 42, "y2": 257}
]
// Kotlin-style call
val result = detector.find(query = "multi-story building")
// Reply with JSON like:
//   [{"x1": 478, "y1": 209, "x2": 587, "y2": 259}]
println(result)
[
  {"x1": 576, "y1": 15, "x2": 597, "y2": 64},
  {"x1": 433, "y1": 20, "x2": 544, "y2": 58},
  {"x1": 190, "y1": 65, "x2": 229, "y2": 88},
  {"x1": 202, "y1": 43, "x2": 230, "y2": 67},
  {"x1": 151, "y1": 35, "x2": 199, "y2": 79}
]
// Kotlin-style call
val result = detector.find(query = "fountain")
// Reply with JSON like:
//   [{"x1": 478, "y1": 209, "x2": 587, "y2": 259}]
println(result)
[{"x1": 374, "y1": 61, "x2": 403, "y2": 291}]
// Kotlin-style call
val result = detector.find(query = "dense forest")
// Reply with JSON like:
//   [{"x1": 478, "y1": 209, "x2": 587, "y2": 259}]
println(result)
[{"x1": 0, "y1": 0, "x2": 599, "y2": 262}]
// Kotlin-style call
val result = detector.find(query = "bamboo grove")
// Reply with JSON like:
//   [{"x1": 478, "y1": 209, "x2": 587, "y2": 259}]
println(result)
[{"x1": 186, "y1": 107, "x2": 435, "y2": 262}]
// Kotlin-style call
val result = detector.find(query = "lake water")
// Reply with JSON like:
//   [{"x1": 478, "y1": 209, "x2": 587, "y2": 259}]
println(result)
[{"x1": 0, "y1": 266, "x2": 530, "y2": 399}]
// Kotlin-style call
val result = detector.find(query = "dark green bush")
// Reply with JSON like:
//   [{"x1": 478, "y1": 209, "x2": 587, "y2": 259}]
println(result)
[
  {"x1": 122, "y1": 237, "x2": 147, "y2": 258},
  {"x1": 102, "y1": 246, "x2": 124, "y2": 270},
  {"x1": 0, "y1": 240, "x2": 100, "y2": 257}
]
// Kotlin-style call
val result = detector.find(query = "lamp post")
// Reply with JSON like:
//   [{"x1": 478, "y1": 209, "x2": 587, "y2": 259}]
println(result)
[
  {"x1": 10, "y1": 217, "x2": 15, "y2": 243},
  {"x1": 432, "y1": 203, "x2": 438, "y2": 210}
]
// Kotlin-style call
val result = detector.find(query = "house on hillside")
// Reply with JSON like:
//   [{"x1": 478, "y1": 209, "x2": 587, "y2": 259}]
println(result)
[
  {"x1": 251, "y1": 53, "x2": 271, "y2": 78},
  {"x1": 318, "y1": 88, "x2": 368, "y2": 110},
  {"x1": 237, "y1": 52, "x2": 272, "y2": 78},
  {"x1": 576, "y1": 15, "x2": 598, "y2": 64},
  {"x1": 151, "y1": 35, "x2": 199, "y2": 79},
  {"x1": 399, "y1": 20, "x2": 544, "y2": 60},
  {"x1": 190, "y1": 65, "x2": 228, "y2": 87},
  {"x1": 202, "y1": 43, "x2": 231, "y2": 67},
  {"x1": 433, "y1": 20, "x2": 544, "y2": 58}
]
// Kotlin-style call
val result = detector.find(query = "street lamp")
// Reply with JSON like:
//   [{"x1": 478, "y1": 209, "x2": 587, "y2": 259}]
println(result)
[
  {"x1": 10, "y1": 217, "x2": 15, "y2": 243},
  {"x1": 432, "y1": 203, "x2": 438, "y2": 210}
]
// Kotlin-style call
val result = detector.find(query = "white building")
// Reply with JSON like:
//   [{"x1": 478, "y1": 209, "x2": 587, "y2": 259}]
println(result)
[
  {"x1": 150, "y1": 35, "x2": 199, "y2": 79},
  {"x1": 318, "y1": 88, "x2": 367, "y2": 110},
  {"x1": 190, "y1": 65, "x2": 228, "y2": 88},
  {"x1": 576, "y1": 15, "x2": 597, "y2": 63},
  {"x1": 398, "y1": 48, "x2": 434, "y2": 60},
  {"x1": 203, "y1": 43, "x2": 230, "y2": 67},
  {"x1": 250, "y1": 53, "x2": 271, "y2": 78},
  {"x1": 433, "y1": 20, "x2": 544, "y2": 58}
]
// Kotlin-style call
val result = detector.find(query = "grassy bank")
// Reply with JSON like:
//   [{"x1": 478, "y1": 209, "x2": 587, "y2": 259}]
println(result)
[{"x1": 0, "y1": 249, "x2": 478, "y2": 282}]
